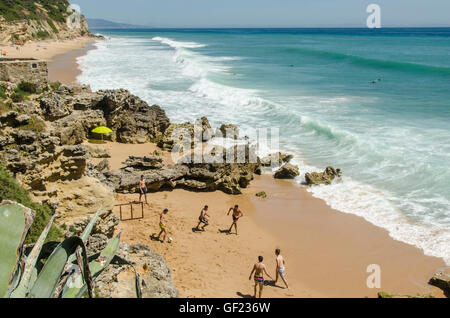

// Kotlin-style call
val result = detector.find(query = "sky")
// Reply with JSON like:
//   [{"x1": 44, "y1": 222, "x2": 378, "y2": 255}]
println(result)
[{"x1": 71, "y1": 0, "x2": 450, "y2": 28}]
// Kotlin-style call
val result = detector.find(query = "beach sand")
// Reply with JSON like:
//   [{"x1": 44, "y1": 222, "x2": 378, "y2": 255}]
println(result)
[
  {"x1": 0, "y1": 37, "x2": 95, "y2": 85},
  {"x1": 49, "y1": 44, "x2": 448, "y2": 298},
  {"x1": 88, "y1": 141, "x2": 447, "y2": 298}
]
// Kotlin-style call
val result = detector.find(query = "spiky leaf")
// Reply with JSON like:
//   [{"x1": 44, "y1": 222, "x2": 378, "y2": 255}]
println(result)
[
  {"x1": 28, "y1": 237, "x2": 85, "y2": 298},
  {"x1": 10, "y1": 215, "x2": 56, "y2": 298},
  {"x1": 67, "y1": 205, "x2": 102, "y2": 265},
  {"x1": 0, "y1": 201, "x2": 35, "y2": 297},
  {"x1": 62, "y1": 233, "x2": 121, "y2": 298}
]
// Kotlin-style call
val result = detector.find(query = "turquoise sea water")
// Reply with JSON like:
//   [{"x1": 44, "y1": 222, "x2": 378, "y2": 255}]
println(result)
[{"x1": 78, "y1": 28, "x2": 450, "y2": 263}]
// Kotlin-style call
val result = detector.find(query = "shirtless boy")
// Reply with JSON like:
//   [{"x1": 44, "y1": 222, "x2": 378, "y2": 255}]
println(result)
[
  {"x1": 275, "y1": 249, "x2": 289, "y2": 289},
  {"x1": 156, "y1": 208, "x2": 169, "y2": 242},
  {"x1": 196, "y1": 205, "x2": 210, "y2": 231},
  {"x1": 249, "y1": 256, "x2": 274, "y2": 298},
  {"x1": 139, "y1": 175, "x2": 148, "y2": 204},
  {"x1": 227, "y1": 205, "x2": 243, "y2": 235}
]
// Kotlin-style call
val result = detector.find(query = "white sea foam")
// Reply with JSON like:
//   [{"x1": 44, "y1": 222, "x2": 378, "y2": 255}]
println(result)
[
  {"x1": 77, "y1": 34, "x2": 450, "y2": 265},
  {"x1": 152, "y1": 36, "x2": 206, "y2": 49}
]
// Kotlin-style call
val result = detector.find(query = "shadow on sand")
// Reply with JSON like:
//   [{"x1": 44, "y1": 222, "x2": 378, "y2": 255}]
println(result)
[{"x1": 236, "y1": 292, "x2": 254, "y2": 298}]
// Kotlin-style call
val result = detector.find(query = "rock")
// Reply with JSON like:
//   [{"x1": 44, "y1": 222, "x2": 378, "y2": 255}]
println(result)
[
  {"x1": 429, "y1": 270, "x2": 450, "y2": 297},
  {"x1": 218, "y1": 124, "x2": 239, "y2": 139},
  {"x1": 45, "y1": 176, "x2": 116, "y2": 228},
  {"x1": 86, "y1": 144, "x2": 111, "y2": 158},
  {"x1": 261, "y1": 152, "x2": 294, "y2": 167},
  {"x1": 94, "y1": 241, "x2": 178, "y2": 298},
  {"x1": 157, "y1": 122, "x2": 195, "y2": 151},
  {"x1": 95, "y1": 159, "x2": 110, "y2": 173},
  {"x1": 123, "y1": 156, "x2": 163, "y2": 170},
  {"x1": 195, "y1": 116, "x2": 213, "y2": 142},
  {"x1": 256, "y1": 191, "x2": 267, "y2": 199},
  {"x1": 52, "y1": 109, "x2": 106, "y2": 145},
  {"x1": 274, "y1": 163, "x2": 300, "y2": 179},
  {"x1": 40, "y1": 94, "x2": 74, "y2": 120},
  {"x1": 98, "y1": 89, "x2": 170, "y2": 144},
  {"x1": 305, "y1": 166, "x2": 342, "y2": 186}
]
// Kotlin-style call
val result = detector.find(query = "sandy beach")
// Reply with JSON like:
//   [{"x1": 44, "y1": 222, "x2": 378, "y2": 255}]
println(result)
[
  {"x1": 45, "y1": 42, "x2": 448, "y2": 298},
  {"x1": 87, "y1": 141, "x2": 447, "y2": 298},
  {"x1": 0, "y1": 37, "x2": 95, "y2": 85}
]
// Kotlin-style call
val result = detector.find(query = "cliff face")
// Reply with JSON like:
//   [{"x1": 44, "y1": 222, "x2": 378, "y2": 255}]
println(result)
[{"x1": 0, "y1": 0, "x2": 90, "y2": 44}]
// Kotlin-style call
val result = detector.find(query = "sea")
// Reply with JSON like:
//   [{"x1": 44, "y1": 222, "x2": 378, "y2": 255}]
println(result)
[{"x1": 77, "y1": 28, "x2": 450, "y2": 264}]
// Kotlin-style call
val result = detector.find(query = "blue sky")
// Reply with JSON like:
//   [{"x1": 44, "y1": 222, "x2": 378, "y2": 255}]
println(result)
[{"x1": 71, "y1": 0, "x2": 450, "y2": 27}]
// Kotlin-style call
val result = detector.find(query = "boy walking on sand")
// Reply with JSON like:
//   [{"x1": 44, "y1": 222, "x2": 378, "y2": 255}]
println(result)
[
  {"x1": 157, "y1": 208, "x2": 169, "y2": 242},
  {"x1": 275, "y1": 249, "x2": 289, "y2": 289},
  {"x1": 249, "y1": 256, "x2": 274, "y2": 298},
  {"x1": 196, "y1": 205, "x2": 210, "y2": 231},
  {"x1": 227, "y1": 205, "x2": 243, "y2": 235},
  {"x1": 139, "y1": 175, "x2": 148, "y2": 204}
]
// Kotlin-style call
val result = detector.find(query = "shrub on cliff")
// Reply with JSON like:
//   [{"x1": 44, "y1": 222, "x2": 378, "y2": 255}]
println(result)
[
  {"x1": 10, "y1": 93, "x2": 24, "y2": 103},
  {"x1": 0, "y1": 165, "x2": 62, "y2": 244},
  {"x1": 18, "y1": 82, "x2": 38, "y2": 94},
  {"x1": 0, "y1": 85, "x2": 7, "y2": 99},
  {"x1": 18, "y1": 116, "x2": 46, "y2": 133}
]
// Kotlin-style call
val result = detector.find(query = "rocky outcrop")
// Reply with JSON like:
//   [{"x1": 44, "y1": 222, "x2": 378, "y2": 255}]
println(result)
[
  {"x1": 429, "y1": 270, "x2": 450, "y2": 297},
  {"x1": 87, "y1": 238, "x2": 178, "y2": 298},
  {"x1": 218, "y1": 124, "x2": 239, "y2": 139},
  {"x1": 98, "y1": 89, "x2": 170, "y2": 144},
  {"x1": 86, "y1": 144, "x2": 111, "y2": 159},
  {"x1": 260, "y1": 152, "x2": 294, "y2": 167},
  {"x1": 123, "y1": 156, "x2": 163, "y2": 171},
  {"x1": 274, "y1": 163, "x2": 300, "y2": 179},
  {"x1": 305, "y1": 166, "x2": 342, "y2": 185},
  {"x1": 102, "y1": 144, "x2": 260, "y2": 195}
]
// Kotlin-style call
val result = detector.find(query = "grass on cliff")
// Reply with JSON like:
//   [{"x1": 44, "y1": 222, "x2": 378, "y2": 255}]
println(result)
[
  {"x1": 0, "y1": 165, "x2": 62, "y2": 244},
  {"x1": 0, "y1": 0, "x2": 69, "y2": 23}
]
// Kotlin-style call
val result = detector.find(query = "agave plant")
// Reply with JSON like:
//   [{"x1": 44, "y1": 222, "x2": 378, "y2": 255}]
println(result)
[{"x1": 0, "y1": 200, "x2": 141, "y2": 298}]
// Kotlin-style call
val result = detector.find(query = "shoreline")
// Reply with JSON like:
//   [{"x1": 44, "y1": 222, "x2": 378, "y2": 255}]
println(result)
[
  {"x1": 48, "y1": 41, "x2": 447, "y2": 298},
  {"x1": 0, "y1": 36, "x2": 96, "y2": 85}
]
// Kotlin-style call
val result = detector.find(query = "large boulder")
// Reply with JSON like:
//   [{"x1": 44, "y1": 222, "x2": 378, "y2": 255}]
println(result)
[
  {"x1": 52, "y1": 109, "x2": 107, "y2": 145},
  {"x1": 274, "y1": 163, "x2": 300, "y2": 179},
  {"x1": 429, "y1": 270, "x2": 450, "y2": 297},
  {"x1": 92, "y1": 241, "x2": 179, "y2": 298},
  {"x1": 123, "y1": 156, "x2": 164, "y2": 170},
  {"x1": 98, "y1": 89, "x2": 170, "y2": 144},
  {"x1": 305, "y1": 166, "x2": 342, "y2": 185},
  {"x1": 218, "y1": 124, "x2": 239, "y2": 139},
  {"x1": 260, "y1": 152, "x2": 294, "y2": 167},
  {"x1": 195, "y1": 117, "x2": 213, "y2": 142}
]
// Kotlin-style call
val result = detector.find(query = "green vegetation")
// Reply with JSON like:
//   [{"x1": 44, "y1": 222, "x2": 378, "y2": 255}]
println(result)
[
  {"x1": 18, "y1": 82, "x2": 38, "y2": 94},
  {"x1": 47, "y1": 18, "x2": 58, "y2": 33},
  {"x1": 0, "y1": 165, "x2": 62, "y2": 244},
  {"x1": 10, "y1": 92, "x2": 24, "y2": 103},
  {"x1": 18, "y1": 116, "x2": 46, "y2": 133},
  {"x1": 0, "y1": 0, "x2": 70, "y2": 23},
  {"x1": 0, "y1": 202, "x2": 132, "y2": 298},
  {"x1": 36, "y1": 30, "x2": 50, "y2": 39},
  {"x1": 50, "y1": 81, "x2": 62, "y2": 91},
  {"x1": 0, "y1": 85, "x2": 7, "y2": 99}
]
